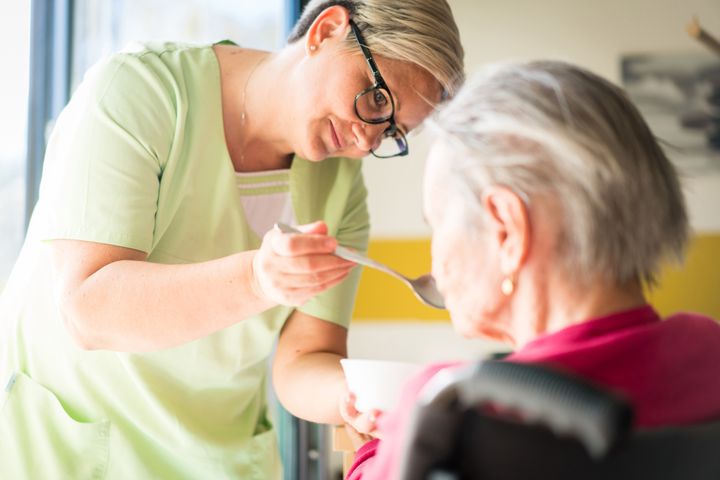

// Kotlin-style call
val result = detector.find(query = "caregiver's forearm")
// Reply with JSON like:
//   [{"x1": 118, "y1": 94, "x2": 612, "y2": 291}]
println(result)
[
  {"x1": 57, "y1": 251, "x2": 274, "y2": 352},
  {"x1": 273, "y1": 310, "x2": 349, "y2": 424},
  {"x1": 274, "y1": 351, "x2": 347, "y2": 425}
]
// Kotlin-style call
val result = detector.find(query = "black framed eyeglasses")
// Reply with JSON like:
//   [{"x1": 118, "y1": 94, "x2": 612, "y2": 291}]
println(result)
[{"x1": 349, "y1": 20, "x2": 409, "y2": 158}]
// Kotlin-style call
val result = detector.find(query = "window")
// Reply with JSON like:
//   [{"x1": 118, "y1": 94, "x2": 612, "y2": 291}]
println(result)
[
  {"x1": 0, "y1": 2, "x2": 31, "y2": 287},
  {"x1": 72, "y1": 0, "x2": 286, "y2": 90}
]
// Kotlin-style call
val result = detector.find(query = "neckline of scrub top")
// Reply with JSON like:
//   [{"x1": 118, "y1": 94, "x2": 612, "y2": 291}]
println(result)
[
  {"x1": 235, "y1": 168, "x2": 291, "y2": 195},
  {"x1": 235, "y1": 168, "x2": 296, "y2": 240}
]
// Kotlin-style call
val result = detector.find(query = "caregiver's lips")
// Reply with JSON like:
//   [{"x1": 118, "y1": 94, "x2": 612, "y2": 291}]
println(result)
[{"x1": 329, "y1": 120, "x2": 343, "y2": 151}]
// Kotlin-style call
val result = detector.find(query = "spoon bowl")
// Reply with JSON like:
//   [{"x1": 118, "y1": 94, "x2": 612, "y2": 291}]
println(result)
[
  {"x1": 402, "y1": 273, "x2": 445, "y2": 310},
  {"x1": 275, "y1": 223, "x2": 446, "y2": 309}
]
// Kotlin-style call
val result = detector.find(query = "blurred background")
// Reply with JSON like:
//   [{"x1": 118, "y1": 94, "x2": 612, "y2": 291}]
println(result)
[{"x1": 1, "y1": 1, "x2": 719, "y2": 478}]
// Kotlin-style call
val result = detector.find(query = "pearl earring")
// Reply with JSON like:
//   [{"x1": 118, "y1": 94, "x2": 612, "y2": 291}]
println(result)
[
  {"x1": 501, "y1": 276, "x2": 516, "y2": 296},
  {"x1": 309, "y1": 45, "x2": 317, "y2": 52}
]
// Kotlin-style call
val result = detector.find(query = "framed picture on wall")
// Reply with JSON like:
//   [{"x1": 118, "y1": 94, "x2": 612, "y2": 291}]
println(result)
[{"x1": 621, "y1": 52, "x2": 720, "y2": 173}]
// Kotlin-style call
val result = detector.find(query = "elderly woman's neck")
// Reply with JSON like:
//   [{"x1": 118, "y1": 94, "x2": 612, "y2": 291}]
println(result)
[{"x1": 515, "y1": 276, "x2": 647, "y2": 347}]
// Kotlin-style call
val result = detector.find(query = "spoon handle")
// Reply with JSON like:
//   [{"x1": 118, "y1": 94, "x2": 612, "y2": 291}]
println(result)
[
  {"x1": 274, "y1": 223, "x2": 406, "y2": 281},
  {"x1": 333, "y1": 245, "x2": 405, "y2": 280}
]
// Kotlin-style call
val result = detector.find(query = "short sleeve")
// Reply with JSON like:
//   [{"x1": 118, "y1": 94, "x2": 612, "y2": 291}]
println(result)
[
  {"x1": 37, "y1": 52, "x2": 176, "y2": 252},
  {"x1": 298, "y1": 164, "x2": 370, "y2": 327}
]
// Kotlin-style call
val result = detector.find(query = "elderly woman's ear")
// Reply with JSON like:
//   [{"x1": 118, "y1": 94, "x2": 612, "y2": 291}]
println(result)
[{"x1": 480, "y1": 186, "x2": 531, "y2": 278}]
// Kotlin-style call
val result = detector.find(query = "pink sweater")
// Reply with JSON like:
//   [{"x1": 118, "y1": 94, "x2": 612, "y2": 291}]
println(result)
[{"x1": 347, "y1": 306, "x2": 720, "y2": 480}]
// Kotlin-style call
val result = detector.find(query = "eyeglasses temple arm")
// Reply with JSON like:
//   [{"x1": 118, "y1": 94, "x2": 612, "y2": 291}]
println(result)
[{"x1": 349, "y1": 20, "x2": 386, "y2": 86}]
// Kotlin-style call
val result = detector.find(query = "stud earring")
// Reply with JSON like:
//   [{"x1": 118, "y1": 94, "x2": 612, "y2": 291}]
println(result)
[
  {"x1": 501, "y1": 275, "x2": 516, "y2": 296},
  {"x1": 309, "y1": 45, "x2": 317, "y2": 52}
]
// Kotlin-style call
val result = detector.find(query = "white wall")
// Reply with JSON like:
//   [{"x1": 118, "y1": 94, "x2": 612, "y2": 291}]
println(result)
[{"x1": 363, "y1": 0, "x2": 720, "y2": 238}]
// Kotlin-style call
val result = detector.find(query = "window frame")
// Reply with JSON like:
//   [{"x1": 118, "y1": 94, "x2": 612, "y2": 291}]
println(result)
[{"x1": 25, "y1": 0, "x2": 73, "y2": 228}]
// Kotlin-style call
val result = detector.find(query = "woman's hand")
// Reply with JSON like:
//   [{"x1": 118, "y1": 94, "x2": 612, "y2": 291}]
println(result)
[
  {"x1": 339, "y1": 390, "x2": 383, "y2": 450},
  {"x1": 251, "y1": 221, "x2": 356, "y2": 306}
]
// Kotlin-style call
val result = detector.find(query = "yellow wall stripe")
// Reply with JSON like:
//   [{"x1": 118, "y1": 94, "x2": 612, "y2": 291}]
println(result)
[
  {"x1": 353, "y1": 239, "x2": 447, "y2": 321},
  {"x1": 645, "y1": 234, "x2": 720, "y2": 319},
  {"x1": 353, "y1": 234, "x2": 720, "y2": 321}
]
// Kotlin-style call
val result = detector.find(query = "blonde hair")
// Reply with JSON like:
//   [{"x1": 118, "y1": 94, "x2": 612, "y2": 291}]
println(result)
[
  {"x1": 429, "y1": 60, "x2": 689, "y2": 286},
  {"x1": 288, "y1": 0, "x2": 465, "y2": 99}
]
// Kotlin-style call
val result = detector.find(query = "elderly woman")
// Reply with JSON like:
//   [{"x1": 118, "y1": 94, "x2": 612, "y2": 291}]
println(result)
[{"x1": 343, "y1": 60, "x2": 720, "y2": 479}]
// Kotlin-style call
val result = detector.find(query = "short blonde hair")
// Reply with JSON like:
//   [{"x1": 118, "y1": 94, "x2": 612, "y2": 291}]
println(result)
[
  {"x1": 288, "y1": 0, "x2": 465, "y2": 99},
  {"x1": 429, "y1": 60, "x2": 689, "y2": 286}
]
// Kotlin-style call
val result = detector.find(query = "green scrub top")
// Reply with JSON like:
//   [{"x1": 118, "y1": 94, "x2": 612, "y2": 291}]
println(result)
[{"x1": 0, "y1": 43, "x2": 369, "y2": 479}]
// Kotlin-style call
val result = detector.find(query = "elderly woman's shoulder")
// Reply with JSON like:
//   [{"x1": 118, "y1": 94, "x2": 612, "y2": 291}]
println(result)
[{"x1": 664, "y1": 310, "x2": 720, "y2": 333}]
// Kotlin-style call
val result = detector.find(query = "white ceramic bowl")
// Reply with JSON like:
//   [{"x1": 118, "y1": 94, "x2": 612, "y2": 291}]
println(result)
[{"x1": 340, "y1": 358, "x2": 424, "y2": 412}]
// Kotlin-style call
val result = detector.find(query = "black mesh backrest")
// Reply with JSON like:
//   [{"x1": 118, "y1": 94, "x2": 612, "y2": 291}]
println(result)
[{"x1": 398, "y1": 360, "x2": 720, "y2": 480}]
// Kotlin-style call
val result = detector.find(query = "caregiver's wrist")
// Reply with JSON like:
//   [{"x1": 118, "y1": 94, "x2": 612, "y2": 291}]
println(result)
[{"x1": 241, "y1": 251, "x2": 277, "y2": 308}]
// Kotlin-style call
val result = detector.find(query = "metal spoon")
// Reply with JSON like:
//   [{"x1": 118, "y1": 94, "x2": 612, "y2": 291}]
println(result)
[{"x1": 275, "y1": 223, "x2": 446, "y2": 309}]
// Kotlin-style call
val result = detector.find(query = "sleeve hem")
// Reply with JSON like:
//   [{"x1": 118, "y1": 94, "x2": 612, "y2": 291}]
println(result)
[{"x1": 39, "y1": 227, "x2": 151, "y2": 253}]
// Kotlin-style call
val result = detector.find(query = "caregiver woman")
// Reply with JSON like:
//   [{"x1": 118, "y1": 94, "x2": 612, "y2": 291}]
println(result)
[{"x1": 0, "y1": 1, "x2": 464, "y2": 478}]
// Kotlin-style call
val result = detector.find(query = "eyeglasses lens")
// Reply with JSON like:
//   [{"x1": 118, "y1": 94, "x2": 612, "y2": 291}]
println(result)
[{"x1": 356, "y1": 87, "x2": 393, "y2": 123}]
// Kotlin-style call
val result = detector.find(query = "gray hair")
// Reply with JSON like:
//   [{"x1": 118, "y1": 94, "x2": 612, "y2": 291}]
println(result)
[
  {"x1": 287, "y1": 0, "x2": 465, "y2": 99},
  {"x1": 428, "y1": 60, "x2": 689, "y2": 286}
]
